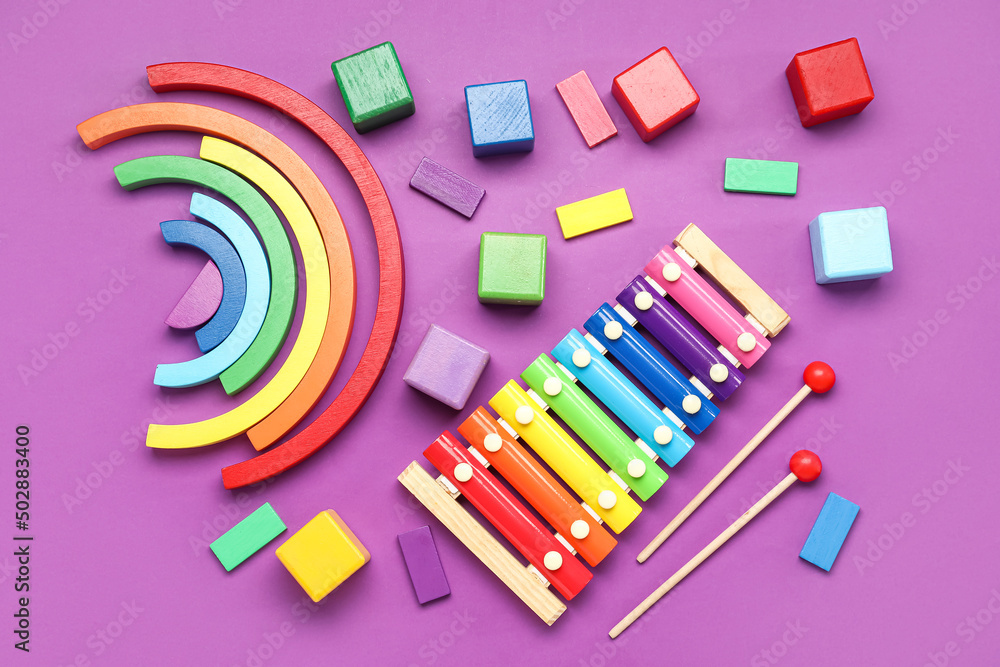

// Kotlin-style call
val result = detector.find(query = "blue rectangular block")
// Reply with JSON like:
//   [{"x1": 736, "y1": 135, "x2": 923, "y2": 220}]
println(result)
[
  {"x1": 465, "y1": 80, "x2": 535, "y2": 157},
  {"x1": 808, "y1": 206, "x2": 892, "y2": 284},
  {"x1": 584, "y1": 304, "x2": 718, "y2": 434},
  {"x1": 800, "y1": 492, "x2": 860, "y2": 571},
  {"x1": 551, "y1": 329, "x2": 693, "y2": 467}
]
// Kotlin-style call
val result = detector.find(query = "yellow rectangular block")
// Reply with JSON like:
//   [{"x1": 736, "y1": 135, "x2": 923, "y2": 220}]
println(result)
[
  {"x1": 489, "y1": 381, "x2": 641, "y2": 533},
  {"x1": 276, "y1": 510, "x2": 370, "y2": 602},
  {"x1": 555, "y1": 188, "x2": 633, "y2": 239}
]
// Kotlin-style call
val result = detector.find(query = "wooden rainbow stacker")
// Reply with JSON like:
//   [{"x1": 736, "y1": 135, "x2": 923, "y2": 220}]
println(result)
[{"x1": 398, "y1": 224, "x2": 791, "y2": 624}]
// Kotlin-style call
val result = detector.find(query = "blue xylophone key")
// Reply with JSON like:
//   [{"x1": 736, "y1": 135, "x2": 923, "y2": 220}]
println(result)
[
  {"x1": 551, "y1": 330, "x2": 693, "y2": 467},
  {"x1": 585, "y1": 304, "x2": 719, "y2": 434}
]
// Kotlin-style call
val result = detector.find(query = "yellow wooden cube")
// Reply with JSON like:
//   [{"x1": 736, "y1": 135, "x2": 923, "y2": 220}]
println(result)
[{"x1": 276, "y1": 510, "x2": 370, "y2": 602}]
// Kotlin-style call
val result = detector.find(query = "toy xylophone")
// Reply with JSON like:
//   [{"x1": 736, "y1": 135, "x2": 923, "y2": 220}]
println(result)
[{"x1": 398, "y1": 224, "x2": 790, "y2": 624}]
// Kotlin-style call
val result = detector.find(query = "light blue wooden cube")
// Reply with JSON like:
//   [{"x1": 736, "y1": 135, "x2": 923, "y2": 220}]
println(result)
[
  {"x1": 465, "y1": 80, "x2": 534, "y2": 157},
  {"x1": 808, "y1": 206, "x2": 893, "y2": 284}
]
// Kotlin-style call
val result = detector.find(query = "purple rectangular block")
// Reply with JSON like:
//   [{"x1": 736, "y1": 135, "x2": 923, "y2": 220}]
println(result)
[
  {"x1": 409, "y1": 157, "x2": 486, "y2": 218},
  {"x1": 618, "y1": 276, "x2": 744, "y2": 400},
  {"x1": 398, "y1": 526, "x2": 451, "y2": 604},
  {"x1": 403, "y1": 324, "x2": 490, "y2": 409}
]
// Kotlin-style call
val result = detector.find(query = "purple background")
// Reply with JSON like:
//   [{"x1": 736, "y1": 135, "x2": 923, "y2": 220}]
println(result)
[{"x1": 2, "y1": 0, "x2": 998, "y2": 665}]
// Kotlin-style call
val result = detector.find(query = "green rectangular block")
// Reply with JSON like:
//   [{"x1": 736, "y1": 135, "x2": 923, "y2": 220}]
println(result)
[
  {"x1": 210, "y1": 502, "x2": 286, "y2": 571},
  {"x1": 478, "y1": 232, "x2": 546, "y2": 305},
  {"x1": 521, "y1": 354, "x2": 666, "y2": 501},
  {"x1": 332, "y1": 41, "x2": 414, "y2": 133},
  {"x1": 724, "y1": 158, "x2": 798, "y2": 195}
]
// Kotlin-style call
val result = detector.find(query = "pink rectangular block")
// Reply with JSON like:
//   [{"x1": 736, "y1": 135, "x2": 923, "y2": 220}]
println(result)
[
  {"x1": 556, "y1": 71, "x2": 617, "y2": 148},
  {"x1": 398, "y1": 526, "x2": 451, "y2": 604},
  {"x1": 645, "y1": 245, "x2": 769, "y2": 367}
]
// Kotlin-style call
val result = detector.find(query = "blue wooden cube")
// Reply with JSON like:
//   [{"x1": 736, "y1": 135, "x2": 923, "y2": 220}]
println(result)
[
  {"x1": 465, "y1": 80, "x2": 534, "y2": 157},
  {"x1": 808, "y1": 206, "x2": 893, "y2": 284}
]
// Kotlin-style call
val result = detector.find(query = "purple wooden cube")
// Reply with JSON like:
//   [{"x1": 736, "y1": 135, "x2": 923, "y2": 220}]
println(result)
[
  {"x1": 409, "y1": 157, "x2": 486, "y2": 219},
  {"x1": 398, "y1": 525, "x2": 451, "y2": 604},
  {"x1": 403, "y1": 324, "x2": 490, "y2": 409}
]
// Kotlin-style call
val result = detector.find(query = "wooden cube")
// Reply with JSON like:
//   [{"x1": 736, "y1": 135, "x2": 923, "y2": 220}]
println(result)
[
  {"x1": 786, "y1": 38, "x2": 874, "y2": 128},
  {"x1": 465, "y1": 80, "x2": 534, "y2": 157},
  {"x1": 276, "y1": 510, "x2": 370, "y2": 602},
  {"x1": 331, "y1": 42, "x2": 414, "y2": 133},
  {"x1": 403, "y1": 325, "x2": 490, "y2": 410},
  {"x1": 478, "y1": 232, "x2": 546, "y2": 305},
  {"x1": 612, "y1": 48, "x2": 699, "y2": 142},
  {"x1": 808, "y1": 206, "x2": 892, "y2": 284}
]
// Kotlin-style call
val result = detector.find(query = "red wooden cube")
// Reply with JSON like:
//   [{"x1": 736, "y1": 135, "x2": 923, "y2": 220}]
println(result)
[
  {"x1": 785, "y1": 37, "x2": 874, "y2": 128},
  {"x1": 612, "y1": 48, "x2": 699, "y2": 142}
]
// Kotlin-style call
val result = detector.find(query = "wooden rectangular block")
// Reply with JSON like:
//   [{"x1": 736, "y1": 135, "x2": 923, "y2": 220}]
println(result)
[
  {"x1": 673, "y1": 224, "x2": 790, "y2": 336},
  {"x1": 398, "y1": 462, "x2": 566, "y2": 625},
  {"x1": 555, "y1": 188, "x2": 632, "y2": 240},
  {"x1": 457, "y1": 407, "x2": 617, "y2": 567},
  {"x1": 555, "y1": 70, "x2": 617, "y2": 148},
  {"x1": 800, "y1": 493, "x2": 860, "y2": 571},
  {"x1": 724, "y1": 158, "x2": 798, "y2": 196},
  {"x1": 398, "y1": 526, "x2": 451, "y2": 604},
  {"x1": 275, "y1": 510, "x2": 370, "y2": 602},
  {"x1": 331, "y1": 41, "x2": 414, "y2": 133},
  {"x1": 210, "y1": 502, "x2": 286, "y2": 571},
  {"x1": 409, "y1": 157, "x2": 485, "y2": 218},
  {"x1": 425, "y1": 432, "x2": 592, "y2": 600}
]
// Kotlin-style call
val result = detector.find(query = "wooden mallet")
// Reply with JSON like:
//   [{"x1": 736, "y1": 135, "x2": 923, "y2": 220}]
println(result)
[
  {"x1": 637, "y1": 361, "x2": 835, "y2": 563},
  {"x1": 610, "y1": 450, "x2": 823, "y2": 639}
]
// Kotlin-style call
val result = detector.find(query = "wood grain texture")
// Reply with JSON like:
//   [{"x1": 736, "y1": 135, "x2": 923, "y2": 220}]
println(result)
[
  {"x1": 402, "y1": 324, "x2": 490, "y2": 410},
  {"x1": 165, "y1": 260, "x2": 223, "y2": 330},
  {"x1": 398, "y1": 462, "x2": 566, "y2": 625},
  {"x1": 79, "y1": 104, "x2": 363, "y2": 451},
  {"x1": 808, "y1": 207, "x2": 892, "y2": 284},
  {"x1": 331, "y1": 42, "x2": 414, "y2": 133},
  {"x1": 785, "y1": 37, "x2": 874, "y2": 127},
  {"x1": 478, "y1": 232, "x2": 546, "y2": 305},
  {"x1": 409, "y1": 157, "x2": 485, "y2": 218},
  {"x1": 159, "y1": 219, "x2": 246, "y2": 353},
  {"x1": 464, "y1": 80, "x2": 534, "y2": 157},
  {"x1": 612, "y1": 48, "x2": 699, "y2": 142},
  {"x1": 674, "y1": 224, "x2": 790, "y2": 336},
  {"x1": 555, "y1": 70, "x2": 617, "y2": 148},
  {"x1": 143, "y1": 63, "x2": 403, "y2": 487}
]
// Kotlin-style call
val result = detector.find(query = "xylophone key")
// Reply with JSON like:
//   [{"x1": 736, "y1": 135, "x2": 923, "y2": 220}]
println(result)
[
  {"x1": 646, "y1": 245, "x2": 770, "y2": 368},
  {"x1": 458, "y1": 407, "x2": 617, "y2": 566},
  {"x1": 552, "y1": 330, "x2": 693, "y2": 467},
  {"x1": 425, "y1": 432, "x2": 593, "y2": 600},
  {"x1": 618, "y1": 277, "x2": 744, "y2": 400},
  {"x1": 490, "y1": 381, "x2": 642, "y2": 534},
  {"x1": 585, "y1": 304, "x2": 719, "y2": 434},
  {"x1": 521, "y1": 354, "x2": 667, "y2": 501}
]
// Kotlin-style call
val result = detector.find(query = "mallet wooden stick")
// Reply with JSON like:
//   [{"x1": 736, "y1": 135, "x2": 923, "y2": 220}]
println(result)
[
  {"x1": 637, "y1": 362, "x2": 835, "y2": 564},
  {"x1": 611, "y1": 451, "x2": 823, "y2": 639}
]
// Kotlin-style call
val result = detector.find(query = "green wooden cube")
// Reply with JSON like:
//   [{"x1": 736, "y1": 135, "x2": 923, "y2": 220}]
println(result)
[
  {"x1": 331, "y1": 42, "x2": 414, "y2": 133},
  {"x1": 478, "y1": 232, "x2": 546, "y2": 305},
  {"x1": 210, "y1": 502, "x2": 286, "y2": 571},
  {"x1": 724, "y1": 158, "x2": 798, "y2": 195}
]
